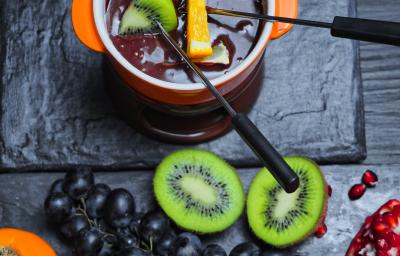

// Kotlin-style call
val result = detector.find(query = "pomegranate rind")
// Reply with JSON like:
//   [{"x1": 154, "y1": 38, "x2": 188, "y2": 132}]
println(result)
[
  {"x1": 346, "y1": 199, "x2": 400, "y2": 256},
  {"x1": 247, "y1": 156, "x2": 328, "y2": 248}
]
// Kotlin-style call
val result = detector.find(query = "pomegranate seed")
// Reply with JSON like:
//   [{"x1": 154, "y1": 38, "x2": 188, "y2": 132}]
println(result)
[
  {"x1": 376, "y1": 239, "x2": 390, "y2": 251},
  {"x1": 315, "y1": 223, "x2": 327, "y2": 238},
  {"x1": 383, "y1": 213, "x2": 398, "y2": 228},
  {"x1": 373, "y1": 222, "x2": 389, "y2": 233},
  {"x1": 348, "y1": 184, "x2": 366, "y2": 200},
  {"x1": 392, "y1": 206, "x2": 400, "y2": 217},
  {"x1": 387, "y1": 233, "x2": 400, "y2": 246},
  {"x1": 377, "y1": 251, "x2": 389, "y2": 256},
  {"x1": 362, "y1": 170, "x2": 378, "y2": 187},
  {"x1": 387, "y1": 200, "x2": 400, "y2": 209},
  {"x1": 327, "y1": 185, "x2": 332, "y2": 197}
]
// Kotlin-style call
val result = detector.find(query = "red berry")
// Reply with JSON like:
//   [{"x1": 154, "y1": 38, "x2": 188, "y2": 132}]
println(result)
[
  {"x1": 362, "y1": 170, "x2": 378, "y2": 187},
  {"x1": 348, "y1": 184, "x2": 366, "y2": 200},
  {"x1": 327, "y1": 185, "x2": 332, "y2": 197},
  {"x1": 315, "y1": 223, "x2": 327, "y2": 238}
]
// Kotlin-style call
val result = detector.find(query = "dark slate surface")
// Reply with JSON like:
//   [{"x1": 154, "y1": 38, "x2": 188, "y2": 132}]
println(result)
[
  {"x1": 0, "y1": 0, "x2": 365, "y2": 171},
  {"x1": 0, "y1": 165, "x2": 399, "y2": 255},
  {"x1": 357, "y1": 0, "x2": 400, "y2": 165}
]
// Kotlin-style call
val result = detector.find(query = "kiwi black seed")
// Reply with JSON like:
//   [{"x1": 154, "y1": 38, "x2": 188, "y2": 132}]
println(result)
[
  {"x1": 247, "y1": 156, "x2": 327, "y2": 248},
  {"x1": 154, "y1": 149, "x2": 245, "y2": 234},
  {"x1": 119, "y1": 0, "x2": 178, "y2": 35}
]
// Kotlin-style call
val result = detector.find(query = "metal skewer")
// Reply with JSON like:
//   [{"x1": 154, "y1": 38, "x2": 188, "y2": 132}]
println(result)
[
  {"x1": 206, "y1": 7, "x2": 332, "y2": 29},
  {"x1": 203, "y1": 7, "x2": 400, "y2": 46},
  {"x1": 156, "y1": 21, "x2": 300, "y2": 193}
]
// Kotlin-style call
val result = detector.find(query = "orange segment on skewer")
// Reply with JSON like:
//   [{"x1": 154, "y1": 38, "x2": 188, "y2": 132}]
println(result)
[{"x1": 187, "y1": 0, "x2": 212, "y2": 59}]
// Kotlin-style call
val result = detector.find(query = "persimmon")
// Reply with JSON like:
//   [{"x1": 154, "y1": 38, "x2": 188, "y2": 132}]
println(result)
[{"x1": 0, "y1": 228, "x2": 56, "y2": 256}]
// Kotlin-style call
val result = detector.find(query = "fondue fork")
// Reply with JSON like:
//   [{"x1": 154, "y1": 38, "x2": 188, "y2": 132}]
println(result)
[
  {"x1": 156, "y1": 21, "x2": 299, "y2": 193},
  {"x1": 200, "y1": 7, "x2": 400, "y2": 46}
]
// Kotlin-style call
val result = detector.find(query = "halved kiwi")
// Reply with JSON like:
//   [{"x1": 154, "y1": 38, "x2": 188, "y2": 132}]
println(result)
[
  {"x1": 154, "y1": 149, "x2": 245, "y2": 234},
  {"x1": 247, "y1": 156, "x2": 327, "y2": 248},
  {"x1": 119, "y1": 0, "x2": 178, "y2": 35}
]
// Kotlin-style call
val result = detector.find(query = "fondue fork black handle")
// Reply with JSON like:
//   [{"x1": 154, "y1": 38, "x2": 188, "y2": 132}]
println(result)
[
  {"x1": 156, "y1": 21, "x2": 300, "y2": 193},
  {"x1": 206, "y1": 7, "x2": 400, "y2": 46}
]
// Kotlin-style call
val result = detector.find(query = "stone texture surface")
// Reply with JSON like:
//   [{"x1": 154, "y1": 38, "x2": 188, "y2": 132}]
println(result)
[
  {"x1": 0, "y1": 0, "x2": 365, "y2": 171},
  {"x1": 0, "y1": 165, "x2": 398, "y2": 255},
  {"x1": 356, "y1": 0, "x2": 400, "y2": 165}
]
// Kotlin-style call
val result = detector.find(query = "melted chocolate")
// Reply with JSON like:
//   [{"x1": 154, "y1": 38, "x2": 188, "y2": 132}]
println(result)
[{"x1": 106, "y1": 0, "x2": 263, "y2": 83}]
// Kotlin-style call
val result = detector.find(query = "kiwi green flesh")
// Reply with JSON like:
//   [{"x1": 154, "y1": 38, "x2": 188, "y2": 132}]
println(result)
[
  {"x1": 119, "y1": 0, "x2": 178, "y2": 35},
  {"x1": 154, "y1": 149, "x2": 245, "y2": 234},
  {"x1": 247, "y1": 156, "x2": 327, "y2": 248}
]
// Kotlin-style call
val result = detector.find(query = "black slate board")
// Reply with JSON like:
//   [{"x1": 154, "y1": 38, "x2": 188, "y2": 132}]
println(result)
[
  {"x1": 0, "y1": 0, "x2": 365, "y2": 171},
  {"x1": 0, "y1": 165, "x2": 398, "y2": 255}
]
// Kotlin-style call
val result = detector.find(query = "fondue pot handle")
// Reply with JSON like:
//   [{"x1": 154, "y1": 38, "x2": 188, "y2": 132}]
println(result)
[
  {"x1": 72, "y1": 0, "x2": 105, "y2": 53},
  {"x1": 232, "y1": 113, "x2": 300, "y2": 193},
  {"x1": 331, "y1": 17, "x2": 400, "y2": 46},
  {"x1": 271, "y1": 0, "x2": 298, "y2": 39}
]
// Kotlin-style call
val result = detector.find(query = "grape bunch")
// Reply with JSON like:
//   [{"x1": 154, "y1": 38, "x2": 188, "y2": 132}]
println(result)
[{"x1": 44, "y1": 169, "x2": 261, "y2": 256}]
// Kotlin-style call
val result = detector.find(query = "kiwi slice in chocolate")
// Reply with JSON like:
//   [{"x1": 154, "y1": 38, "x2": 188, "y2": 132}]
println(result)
[
  {"x1": 119, "y1": 0, "x2": 178, "y2": 35},
  {"x1": 154, "y1": 149, "x2": 245, "y2": 233},
  {"x1": 247, "y1": 156, "x2": 327, "y2": 248}
]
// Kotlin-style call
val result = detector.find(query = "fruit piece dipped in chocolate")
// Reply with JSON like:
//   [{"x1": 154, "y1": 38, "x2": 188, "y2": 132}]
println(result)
[
  {"x1": 154, "y1": 149, "x2": 245, "y2": 233},
  {"x1": 108, "y1": 0, "x2": 261, "y2": 83},
  {"x1": 247, "y1": 156, "x2": 328, "y2": 248},
  {"x1": 187, "y1": 0, "x2": 212, "y2": 59},
  {"x1": 119, "y1": 0, "x2": 178, "y2": 35},
  {"x1": 346, "y1": 199, "x2": 400, "y2": 256}
]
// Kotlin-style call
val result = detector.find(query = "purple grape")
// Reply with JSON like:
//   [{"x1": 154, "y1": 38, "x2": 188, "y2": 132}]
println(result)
[
  {"x1": 139, "y1": 211, "x2": 170, "y2": 243},
  {"x1": 60, "y1": 214, "x2": 89, "y2": 241},
  {"x1": 202, "y1": 244, "x2": 227, "y2": 256},
  {"x1": 44, "y1": 192, "x2": 74, "y2": 224},
  {"x1": 63, "y1": 168, "x2": 94, "y2": 200},
  {"x1": 229, "y1": 242, "x2": 261, "y2": 256},
  {"x1": 74, "y1": 228, "x2": 104, "y2": 256},
  {"x1": 105, "y1": 189, "x2": 135, "y2": 228}
]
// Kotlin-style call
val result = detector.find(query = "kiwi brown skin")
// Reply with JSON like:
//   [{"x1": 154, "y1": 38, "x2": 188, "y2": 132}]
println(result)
[
  {"x1": 247, "y1": 156, "x2": 329, "y2": 248},
  {"x1": 293, "y1": 157, "x2": 329, "y2": 247}
]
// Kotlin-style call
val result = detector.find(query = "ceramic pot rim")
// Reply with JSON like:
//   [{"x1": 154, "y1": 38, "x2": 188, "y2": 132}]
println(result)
[{"x1": 93, "y1": 0, "x2": 274, "y2": 91}]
